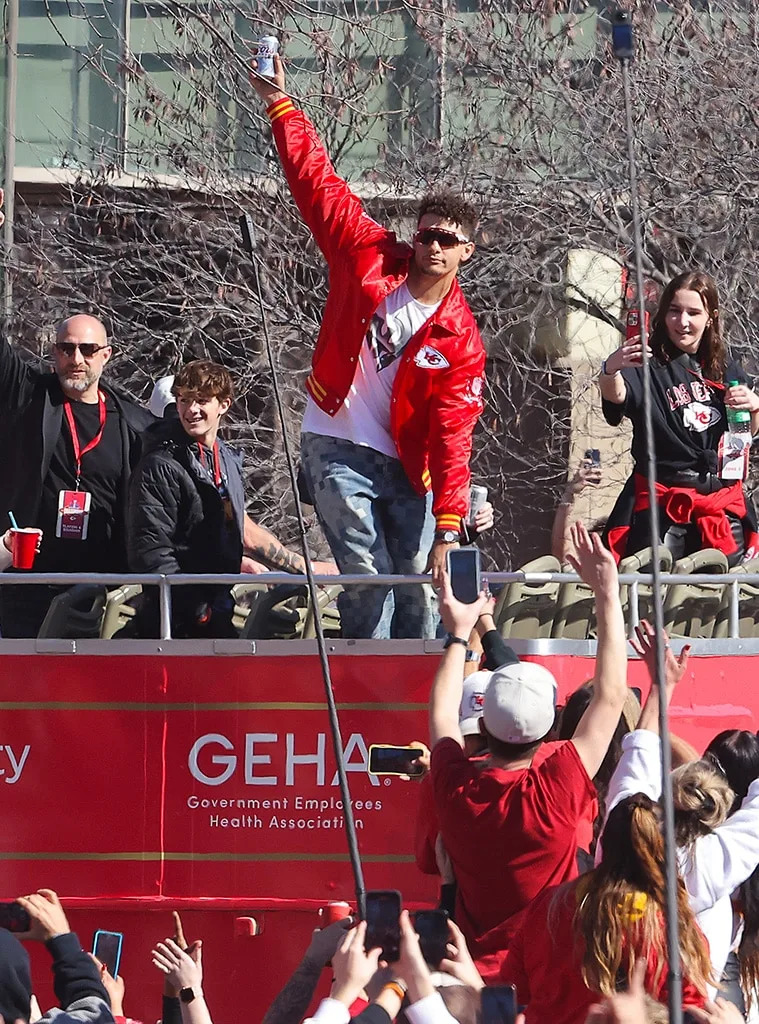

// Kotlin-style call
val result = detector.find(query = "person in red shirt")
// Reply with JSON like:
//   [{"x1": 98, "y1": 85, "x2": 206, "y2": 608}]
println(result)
[
  {"x1": 249, "y1": 56, "x2": 486, "y2": 640},
  {"x1": 428, "y1": 522, "x2": 629, "y2": 981},
  {"x1": 501, "y1": 793, "x2": 711, "y2": 1024}
]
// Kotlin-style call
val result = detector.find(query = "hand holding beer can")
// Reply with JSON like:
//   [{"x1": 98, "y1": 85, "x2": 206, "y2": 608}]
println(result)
[
  {"x1": 468, "y1": 485, "x2": 488, "y2": 528},
  {"x1": 256, "y1": 35, "x2": 279, "y2": 79}
]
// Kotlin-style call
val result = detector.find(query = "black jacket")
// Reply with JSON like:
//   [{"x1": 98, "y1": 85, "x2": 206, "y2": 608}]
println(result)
[
  {"x1": 127, "y1": 417, "x2": 245, "y2": 575},
  {"x1": 0, "y1": 338, "x2": 154, "y2": 542}
]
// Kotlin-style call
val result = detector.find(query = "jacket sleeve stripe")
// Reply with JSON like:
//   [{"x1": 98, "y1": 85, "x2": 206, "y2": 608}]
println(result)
[{"x1": 266, "y1": 98, "x2": 296, "y2": 123}]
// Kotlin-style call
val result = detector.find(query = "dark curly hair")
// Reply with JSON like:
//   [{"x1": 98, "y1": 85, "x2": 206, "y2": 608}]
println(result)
[{"x1": 417, "y1": 190, "x2": 478, "y2": 239}]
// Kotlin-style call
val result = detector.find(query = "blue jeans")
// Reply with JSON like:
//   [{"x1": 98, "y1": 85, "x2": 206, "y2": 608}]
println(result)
[{"x1": 300, "y1": 433, "x2": 437, "y2": 639}]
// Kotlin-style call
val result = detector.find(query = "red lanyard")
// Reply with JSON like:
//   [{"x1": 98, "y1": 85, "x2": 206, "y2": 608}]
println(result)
[
  {"x1": 685, "y1": 367, "x2": 725, "y2": 391},
  {"x1": 198, "y1": 442, "x2": 223, "y2": 488},
  {"x1": 63, "y1": 390, "x2": 107, "y2": 489}
]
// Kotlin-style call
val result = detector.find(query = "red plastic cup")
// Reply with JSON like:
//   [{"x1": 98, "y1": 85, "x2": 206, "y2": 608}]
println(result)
[
  {"x1": 319, "y1": 901, "x2": 351, "y2": 925},
  {"x1": 11, "y1": 528, "x2": 42, "y2": 569}
]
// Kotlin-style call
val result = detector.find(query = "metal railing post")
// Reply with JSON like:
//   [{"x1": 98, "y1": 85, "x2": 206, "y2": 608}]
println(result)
[
  {"x1": 730, "y1": 579, "x2": 740, "y2": 640},
  {"x1": 158, "y1": 577, "x2": 172, "y2": 640}
]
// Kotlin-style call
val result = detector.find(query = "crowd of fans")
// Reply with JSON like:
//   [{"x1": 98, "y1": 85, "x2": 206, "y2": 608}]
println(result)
[{"x1": 5, "y1": 528, "x2": 759, "y2": 1024}]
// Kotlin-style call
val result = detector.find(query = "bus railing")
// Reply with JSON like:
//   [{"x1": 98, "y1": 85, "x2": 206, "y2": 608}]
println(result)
[{"x1": 0, "y1": 570, "x2": 757, "y2": 640}]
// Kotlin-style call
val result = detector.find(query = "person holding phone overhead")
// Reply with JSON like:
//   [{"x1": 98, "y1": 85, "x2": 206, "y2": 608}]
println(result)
[
  {"x1": 428, "y1": 523, "x2": 628, "y2": 982},
  {"x1": 249, "y1": 53, "x2": 486, "y2": 639},
  {"x1": 599, "y1": 271, "x2": 759, "y2": 565}
]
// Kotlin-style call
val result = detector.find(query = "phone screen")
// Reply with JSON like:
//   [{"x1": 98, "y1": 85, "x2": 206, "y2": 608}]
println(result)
[
  {"x1": 364, "y1": 890, "x2": 401, "y2": 962},
  {"x1": 413, "y1": 909, "x2": 448, "y2": 967},
  {"x1": 92, "y1": 930, "x2": 123, "y2": 978},
  {"x1": 481, "y1": 986, "x2": 517, "y2": 1024},
  {"x1": 446, "y1": 548, "x2": 481, "y2": 605},
  {"x1": 584, "y1": 448, "x2": 601, "y2": 467},
  {"x1": 0, "y1": 902, "x2": 30, "y2": 933},
  {"x1": 368, "y1": 746, "x2": 424, "y2": 777}
]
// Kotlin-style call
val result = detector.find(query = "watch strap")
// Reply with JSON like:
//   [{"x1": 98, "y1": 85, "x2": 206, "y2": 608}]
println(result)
[{"x1": 443, "y1": 634, "x2": 469, "y2": 649}]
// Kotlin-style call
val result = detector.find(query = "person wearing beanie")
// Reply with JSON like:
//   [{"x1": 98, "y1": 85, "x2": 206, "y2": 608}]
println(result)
[
  {"x1": 428, "y1": 522, "x2": 629, "y2": 982},
  {"x1": 8, "y1": 888, "x2": 113, "y2": 1024},
  {"x1": 0, "y1": 929, "x2": 32, "y2": 1024}
]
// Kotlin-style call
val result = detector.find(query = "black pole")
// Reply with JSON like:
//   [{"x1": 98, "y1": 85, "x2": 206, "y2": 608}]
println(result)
[
  {"x1": 612, "y1": 14, "x2": 682, "y2": 1023},
  {"x1": 239, "y1": 213, "x2": 367, "y2": 919}
]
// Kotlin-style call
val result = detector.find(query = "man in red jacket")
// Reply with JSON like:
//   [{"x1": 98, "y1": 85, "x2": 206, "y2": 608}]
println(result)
[{"x1": 250, "y1": 57, "x2": 486, "y2": 639}]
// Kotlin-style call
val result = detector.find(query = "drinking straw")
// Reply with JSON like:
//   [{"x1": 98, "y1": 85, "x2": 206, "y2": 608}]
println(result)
[{"x1": 7, "y1": 511, "x2": 18, "y2": 530}]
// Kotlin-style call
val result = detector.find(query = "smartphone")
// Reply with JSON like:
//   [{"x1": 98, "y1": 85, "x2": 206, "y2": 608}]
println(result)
[
  {"x1": 92, "y1": 930, "x2": 123, "y2": 978},
  {"x1": 368, "y1": 744, "x2": 425, "y2": 777},
  {"x1": 625, "y1": 309, "x2": 650, "y2": 341},
  {"x1": 446, "y1": 547, "x2": 481, "y2": 605},
  {"x1": 584, "y1": 448, "x2": 601, "y2": 467},
  {"x1": 0, "y1": 902, "x2": 30, "y2": 933},
  {"x1": 364, "y1": 889, "x2": 401, "y2": 962},
  {"x1": 413, "y1": 909, "x2": 449, "y2": 967},
  {"x1": 481, "y1": 985, "x2": 518, "y2": 1024}
]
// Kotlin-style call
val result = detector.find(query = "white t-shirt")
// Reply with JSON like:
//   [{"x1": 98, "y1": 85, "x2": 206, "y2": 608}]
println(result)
[{"x1": 301, "y1": 282, "x2": 441, "y2": 458}]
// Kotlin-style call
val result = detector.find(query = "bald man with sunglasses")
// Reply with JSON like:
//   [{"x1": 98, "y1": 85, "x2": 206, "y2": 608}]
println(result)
[
  {"x1": 0, "y1": 313, "x2": 154, "y2": 637},
  {"x1": 250, "y1": 58, "x2": 486, "y2": 640}
]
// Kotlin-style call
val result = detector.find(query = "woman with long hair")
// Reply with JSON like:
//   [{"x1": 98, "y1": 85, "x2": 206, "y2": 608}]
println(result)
[
  {"x1": 704, "y1": 729, "x2": 759, "y2": 1012},
  {"x1": 601, "y1": 623, "x2": 759, "y2": 996},
  {"x1": 599, "y1": 270, "x2": 759, "y2": 565},
  {"x1": 501, "y1": 793, "x2": 710, "y2": 1024}
]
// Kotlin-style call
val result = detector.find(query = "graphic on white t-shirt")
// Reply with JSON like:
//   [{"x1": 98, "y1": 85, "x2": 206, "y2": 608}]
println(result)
[{"x1": 302, "y1": 282, "x2": 442, "y2": 458}]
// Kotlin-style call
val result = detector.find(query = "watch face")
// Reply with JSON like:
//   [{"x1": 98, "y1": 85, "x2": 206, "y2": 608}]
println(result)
[{"x1": 180, "y1": 988, "x2": 195, "y2": 1004}]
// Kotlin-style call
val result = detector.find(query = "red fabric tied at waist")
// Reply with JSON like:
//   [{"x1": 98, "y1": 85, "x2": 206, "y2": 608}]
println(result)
[{"x1": 633, "y1": 474, "x2": 746, "y2": 555}]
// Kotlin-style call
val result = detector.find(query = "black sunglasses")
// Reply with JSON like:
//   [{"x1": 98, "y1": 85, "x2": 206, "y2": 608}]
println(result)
[
  {"x1": 414, "y1": 228, "x2": 470, "y2": 249},
  {"x1": 54, "y1": 341, "x2": 109, "y2": 358}
]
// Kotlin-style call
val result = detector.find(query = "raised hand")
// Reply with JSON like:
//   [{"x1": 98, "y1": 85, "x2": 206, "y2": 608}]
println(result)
[
  {"x1": 565, "y1": 522, "x2": 617, "y2": 596},
  {"x1": 629, "y1": 619, "x2": 691, "y2": 694}
]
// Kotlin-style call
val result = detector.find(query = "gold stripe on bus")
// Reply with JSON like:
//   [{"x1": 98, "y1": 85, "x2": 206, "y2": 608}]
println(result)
[
  {"x1": 0, "y1": 701, "x2": 427, "y2": 711},
  {"x1": 0, "y1": 851, "x2": 414, "y2": 863}
]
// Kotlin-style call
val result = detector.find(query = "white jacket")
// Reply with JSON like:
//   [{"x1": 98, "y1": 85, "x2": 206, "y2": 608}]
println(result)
[{"x1": 600, "y1": 730, "x2": 759, "y2": 993}]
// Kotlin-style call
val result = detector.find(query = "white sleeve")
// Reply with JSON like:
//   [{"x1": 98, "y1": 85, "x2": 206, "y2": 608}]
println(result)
[
  {"x1": 594, "y1": 730, "x2": 662, "y2": 866},
  {"x1": 301, "y1": 998, "x2": 351, "y2": 1024},
  {"x1": 0, "y1": 536, "x2": 11, "y2": 570},
  {"x1": 404, "y1": 993, "x2": 460, "y2": 1024},
  {"x1": 685, "y1": 778, "x2": 759, "y2": 913}
]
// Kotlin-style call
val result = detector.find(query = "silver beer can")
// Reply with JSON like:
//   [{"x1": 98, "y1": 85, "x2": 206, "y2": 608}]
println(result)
[
  {"x1": 257, "y1": 35, "x2": 279, "y2": 78},
  {"x1": 468, "y1": 485, "x2": 488, "y2": 526}
]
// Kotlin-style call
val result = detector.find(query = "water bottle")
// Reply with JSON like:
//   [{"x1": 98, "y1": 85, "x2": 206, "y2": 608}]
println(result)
[{"x1": 726, "y1": 380, "x2": 751, "y2": 431}]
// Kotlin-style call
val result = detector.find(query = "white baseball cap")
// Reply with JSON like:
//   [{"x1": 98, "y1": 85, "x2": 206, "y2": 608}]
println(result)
[
  {"x1": 148, "y1": 375, "x2": 175, "y2": 417},
  {"x1": 458, "y1": 670, "x2": 492, "y2": 736},
  {"x1": 482, "y1": 661, "x2": 557, "y2": 744}
]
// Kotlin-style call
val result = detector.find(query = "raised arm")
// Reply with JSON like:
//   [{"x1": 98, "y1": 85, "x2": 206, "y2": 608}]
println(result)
[
  {"x1": 249, "y1": 56, "x2": 388, "y2": 264},
  {"x1": 429, "y1": 575, "x2": 488, "y2": 747},
  {"x1": 598, "y1": 335, "x2": 649, "y2": 406},
  {"x1": 596, "y1": 622, "x2": 690, "y2": 862},
  {"x1": 550, "y1": 459, "x2": 602, "y2": 563},
  {"x1": 565, "y1": 523, "x2": 628, "y2": 779}
]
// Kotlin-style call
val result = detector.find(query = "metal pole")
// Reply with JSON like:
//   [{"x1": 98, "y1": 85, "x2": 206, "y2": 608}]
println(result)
[
  {"x1": 614, "y1": 18, "x2": 682, "y2": 1020},
  {"x1": 239, "y1": 215, "x2": 366, "y2": 917},
  {"x1": 3, "y1": 0, "x2": 18, "y2": 327}
]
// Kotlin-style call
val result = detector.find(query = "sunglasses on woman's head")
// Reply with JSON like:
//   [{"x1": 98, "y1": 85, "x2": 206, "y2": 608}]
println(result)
[
  {"x1": 54, "y1": 341, "x2": 109, "y2": 358},
  {"x1": 413, "y1": 228, "x2": 470, "y2": 249}
]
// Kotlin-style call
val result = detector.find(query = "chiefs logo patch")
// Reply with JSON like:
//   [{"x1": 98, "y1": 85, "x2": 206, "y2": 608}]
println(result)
[{"x1": 414, "y1": 345, "x2": 450, "y2": 370}]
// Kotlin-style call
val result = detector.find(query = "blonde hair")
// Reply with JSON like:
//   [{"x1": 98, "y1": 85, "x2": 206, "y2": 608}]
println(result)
[
  {"x1": 672, "y1": 760, "x2": 734, "y2": 847},
  {"x1": 573, "y1": 794, "x2": 712, "y2": 997}
]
